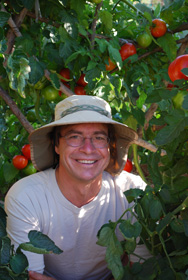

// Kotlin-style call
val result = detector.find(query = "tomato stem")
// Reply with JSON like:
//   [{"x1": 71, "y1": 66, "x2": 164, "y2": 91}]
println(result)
[
  {"x1": 132, "y1": 144, "x2": 148, "y2": 184},
  {"x1": 35, "y1": 91, "x2": 46, "y2": 125}
]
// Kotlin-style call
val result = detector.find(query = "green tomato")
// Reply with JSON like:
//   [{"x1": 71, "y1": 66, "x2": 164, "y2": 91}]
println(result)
[
  {"x1": 136, "y1": 33, "x2": 152, "y2": 48},
  {"x1": 42, "y1": 85, "x2": 59, "y2": 101},
  {"x1": 27, "y1": 109, "x2": 37, "y2": 122},
  {"x1": 22, "y1": 162, "x2": 37, "y2": 176}
]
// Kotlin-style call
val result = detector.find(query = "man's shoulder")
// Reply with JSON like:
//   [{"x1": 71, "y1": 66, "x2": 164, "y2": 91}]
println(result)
[
  {"x1": 5, "y1": 168, "x2": 56, "y2": 200},
  {"x1": 104, "y1": 170, "x2": 146, "y2": 192}
]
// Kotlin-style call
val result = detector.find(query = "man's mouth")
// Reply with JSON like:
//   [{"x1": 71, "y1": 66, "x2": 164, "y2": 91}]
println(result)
[{"x1": 76, "y1": 160, "x2": 97, "y2": 164}]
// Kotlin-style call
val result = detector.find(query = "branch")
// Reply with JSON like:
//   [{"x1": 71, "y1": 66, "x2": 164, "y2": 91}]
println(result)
[
  {"x1": 134, "y1": 137, "x2": 166, "y2": 156},
  {"x1": 0, "y1": 87, "x2": 34, "y2": 134},
  {"x1": 137, "y1": 103, "x2": 158, "y2": 137},
  {"x1": 90, "y1": 1, "x2": 103, "y2": 49}
]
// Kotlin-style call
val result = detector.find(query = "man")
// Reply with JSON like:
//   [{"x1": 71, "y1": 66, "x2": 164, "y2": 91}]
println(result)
[{"x1": 5, "y1": 95, "x2": 148, "y2": 280}]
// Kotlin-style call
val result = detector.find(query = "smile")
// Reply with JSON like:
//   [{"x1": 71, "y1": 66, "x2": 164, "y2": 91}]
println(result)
[{"x1": 76, "y1": 160, "x2": 97, "y2": 164}]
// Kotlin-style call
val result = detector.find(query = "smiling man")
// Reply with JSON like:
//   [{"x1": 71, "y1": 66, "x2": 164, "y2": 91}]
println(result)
[{"x1": 5, "y1": 95, "x2": 148, "y2": 280}]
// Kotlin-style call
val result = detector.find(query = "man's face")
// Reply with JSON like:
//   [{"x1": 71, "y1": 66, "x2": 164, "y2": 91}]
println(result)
[{"x1": 55, "y1": 123, "x2": 110, "y2": 183}]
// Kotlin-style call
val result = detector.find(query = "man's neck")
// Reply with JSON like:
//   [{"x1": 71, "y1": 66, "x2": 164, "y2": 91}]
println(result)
[{"x1": 55, "y1": 167, "x2": 102, "y2": 208}]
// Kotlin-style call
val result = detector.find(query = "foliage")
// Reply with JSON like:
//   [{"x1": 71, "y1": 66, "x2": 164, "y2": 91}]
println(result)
[
  {"x1": 0, "y1": 0, "x2": 188, "y2": 278},
  {"x1": 0, "y1": 204, "x2": 63, "y2": 279}
]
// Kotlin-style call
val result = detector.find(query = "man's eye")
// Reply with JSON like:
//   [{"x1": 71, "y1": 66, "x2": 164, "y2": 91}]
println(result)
[
  {"x1": 68, "y1": 135, "x2": 81, "y2": 140},
  {"x1": 95, "y1": 136, "x2": 106, "y2": 141}
]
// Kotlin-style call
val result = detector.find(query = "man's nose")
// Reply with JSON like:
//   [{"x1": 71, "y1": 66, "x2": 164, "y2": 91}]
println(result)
[{"x1": 80, "y1": 138, "x2": 96, "y2": 151}]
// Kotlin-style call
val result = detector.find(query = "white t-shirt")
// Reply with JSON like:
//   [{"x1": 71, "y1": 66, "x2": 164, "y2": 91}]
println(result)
[{"x1": 5, "y1": 168, "x2": 147, "y2": 280}]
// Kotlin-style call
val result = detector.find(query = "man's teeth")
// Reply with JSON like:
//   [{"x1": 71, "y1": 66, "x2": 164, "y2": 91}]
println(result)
[{"x1": 77, "y1": 160, "x2": 96, "y2": 164}]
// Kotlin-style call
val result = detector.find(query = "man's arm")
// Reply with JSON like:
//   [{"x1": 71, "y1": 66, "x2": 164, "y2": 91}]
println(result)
[{"x1": 29, "y1": 271, "x2": 55, "y2": 280}]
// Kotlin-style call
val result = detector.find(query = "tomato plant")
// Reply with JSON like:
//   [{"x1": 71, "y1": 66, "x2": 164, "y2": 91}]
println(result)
[
  {"x1": 105, "y1": 57, "x2": 116, "y2": 71},
  {"x1": 123, "y1": 159, "x2": 133, "y2": 173},
  {"x1": 136, "y1": 33, "x2": 152, "y2": 48},
  {"x1": 21, "y1": 144, "x2": 31, "y2": 160},
  {"x1": 168, "y1": 54, "x2": 188, "y2": 82},
  {"x1": 74, "y1": 85, "x2": 86, "y2": 95},
  {"x1": 77, "y1": 74, "x2": 88, "y2": 87},
  {"x1": 119, "y1": 43, "x2": 137, "y2": 61},
  {"x1": 12, "y1": 155, "x2": 28, "y2": 170},
  {"x1": 22, "y1": 162, "x2": 37, "y2": 175},
  {"x1": 42, "y1": 85, "x2": 59, "y2": 101},
  {"x1": 150, "y1": 19, "x2": 167, "y2": 38},
  {"x1": 59, "y1": 68, "x2": 70, "y2": 82}
]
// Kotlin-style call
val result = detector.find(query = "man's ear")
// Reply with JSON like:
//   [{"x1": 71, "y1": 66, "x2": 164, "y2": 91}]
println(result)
[{"x1": 55, "y1": 145, "x2": 60, "y2": 155}]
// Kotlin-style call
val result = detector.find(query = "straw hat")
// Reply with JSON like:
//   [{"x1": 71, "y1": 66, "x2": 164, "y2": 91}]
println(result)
[{"x1": 29, "y1": 95, "x2": 138, "y2": 175}]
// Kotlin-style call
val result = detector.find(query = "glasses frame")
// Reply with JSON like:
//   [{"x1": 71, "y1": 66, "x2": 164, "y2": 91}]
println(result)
[{"x1": 59, "y1": 134, "x2": 110, "y2": 149}]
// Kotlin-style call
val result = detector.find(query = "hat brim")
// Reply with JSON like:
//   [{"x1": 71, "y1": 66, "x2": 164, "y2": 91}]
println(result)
[{"x1": 29, "y1": 110, "x2": 138, "y2": 175}]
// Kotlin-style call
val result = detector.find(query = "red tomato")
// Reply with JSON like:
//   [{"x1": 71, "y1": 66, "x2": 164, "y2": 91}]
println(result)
[
  {"x1": 168, "y1": 55, "x2": 188, "y2": 82},
  {"x1": 150, "y1": 19, "x2": 167, "y2": 38},
  {"x1": 13, "y1": 155, "x2": 28, "y2": 170},
  {"x1": 22, "y1": 144, "x2": 31, "y2": 160},
  {"x1": 105, "y1": 57, "x2": 116, "y2": 71},
  {"x1": 74, "y1": 85, "x2": 86, "y2": 95},
  {"x1": 77, "y1": 74, "x2": 88, "y2": 87},
  {"x1": 59, "y1": 68, "x2": 70, "y2": 82},
  {"x1": 123, "y1": 159, "x2": 133, "y2": 173},
  {"x1": 119, "y1": 43, "x2": 137, "y2": 61}
]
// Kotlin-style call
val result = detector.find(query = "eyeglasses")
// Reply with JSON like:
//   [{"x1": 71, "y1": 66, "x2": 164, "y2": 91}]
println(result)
[{"x1": 60, "y1": 134, "x2": 110, "y2": 149}]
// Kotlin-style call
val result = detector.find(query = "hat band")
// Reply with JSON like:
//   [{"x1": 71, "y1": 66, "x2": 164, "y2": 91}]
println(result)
[{"x1": 60, "y1": 104, "x2": 110, "y2": 119}]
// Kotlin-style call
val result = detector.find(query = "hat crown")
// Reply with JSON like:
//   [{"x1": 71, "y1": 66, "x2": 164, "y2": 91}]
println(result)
[{"x1": 55, "y1": 95, "x2": 112, "y2": 121}]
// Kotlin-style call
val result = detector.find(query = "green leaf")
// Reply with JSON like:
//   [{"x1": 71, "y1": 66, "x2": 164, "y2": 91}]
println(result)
[
  {"x1": 156, "y1": 213, "x2": 173, "y2": 234},
  {"x1": 182, "y1": 94, "x2": 188, "y2": 110},
  {"x1": 149, "y1": 198, "x2": 163, "y2": 220},
  {"x1": 170, "y1": 218, "x2": 184, "y2": 233},
  {"x1": 123, "y1": 239, "x2": 136, "y2": 254},
  {"x1": 165, "y1": 0, "x2": 185, "y2": 11},
  {"x1": 28, "y1": 58, "x2": 45, "y2": 85},
  {"x1": 19, "y1": 230, "x2": 63, "y2": 255},
  {"x1": 21, "y1": 0, "x2": 35, "y2": 10},
  {"x1": 9, "y1": 250, "x2": 28, "y2": 274},
  {"x1": 97, "y1": 223, "x2": 115, "y2": 247},
  {"x1": 157, "y1": 33, "x2": 177, "y2": 62},
  {"x1": 155, "y1": 111, "x2": 188, "y2": 145},
  {"x1": 50, "y1": 72, "x2": 60, "y2": 90},
  {"x1": 100, "y1": 10, "x2": 113, "y2": 30},
  {"x1": 95, "y1": 38, "x2": 108, "y2": 53},
  {"x1": 3, "y1": 162, "x2": 19, "y2": 183},
  {"x1": 108, "y1": 45, "x2": 122, "y2": 69},
  {"x1": 119, "y1": 220, "x2": 142, "y2": 240},
  {"x1": 0, "y1": 237, "x2": 11, "y2": 265},
  {"x1": 182, "y1": 220, "x2": 188, "y2": 237},
  {"x1": 0, "y1": 12, "x2": 10, "y2": 27},
  {"x1": 124, "y1": 188, "x2": 144, "y2": 203}
]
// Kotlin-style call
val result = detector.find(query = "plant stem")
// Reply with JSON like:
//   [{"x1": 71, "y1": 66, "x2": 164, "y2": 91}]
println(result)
[
  {"x1": 35, "y1": 91, "x2": 46, "y2": 125},
  {"x1": 132, "y1": 143, "x2": 148, "y2": 183}
]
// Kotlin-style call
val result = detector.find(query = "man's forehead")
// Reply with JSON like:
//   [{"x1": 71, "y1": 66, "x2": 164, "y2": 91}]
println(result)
[{"x1": 59, "y1": 123, "x2": 108, "y2": 133}]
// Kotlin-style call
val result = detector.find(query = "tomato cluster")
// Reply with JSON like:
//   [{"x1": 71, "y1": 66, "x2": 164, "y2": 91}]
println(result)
[
  {"x1": 12, "y1": 144, "x2": 37, "y2": 175},
  {"x1": 58, "y1": 68, "x2": 87, "y2": 96}
]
